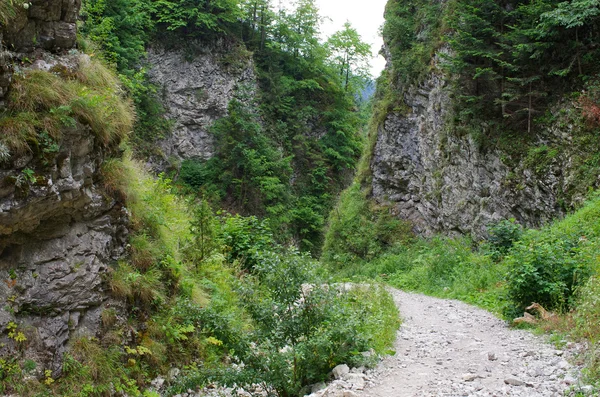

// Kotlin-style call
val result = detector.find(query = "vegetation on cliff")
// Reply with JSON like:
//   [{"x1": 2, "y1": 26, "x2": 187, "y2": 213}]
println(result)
[
  {"x1": 3, "y1": 0, "x2": 600, "y2": 393},
  {"x1": 0, "y1": 56, "x2": 133, "y2": 158},
  {"x1": 320, "y1": 0, "x2": 600, "y2": 388},
  {"x1": 79, "y1": 0, "x2": 371, "y2": 253},
  {"x1": 0, "y1": 2, "x2": 397, "y2": 393}
]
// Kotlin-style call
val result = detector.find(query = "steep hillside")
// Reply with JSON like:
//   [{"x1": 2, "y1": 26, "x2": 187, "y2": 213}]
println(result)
[
  {"x1": 78, "y1": 0, "x2": 368, "y2": 252},
  {"x1": 0, "y1": 1, "x2": 399, "y2": 395},
  {"x1": 323, "y1": 0, "x2": 600, "y2": 387},
  {"x1": 145, "y1": 42, "x2": 256, "y2": 170},
  {"x1": 0, "y1": 0, "x2": 133, "y2": 376},
  {"x1": 364, "y1": 0, "x2": 600, "y2": 238}
]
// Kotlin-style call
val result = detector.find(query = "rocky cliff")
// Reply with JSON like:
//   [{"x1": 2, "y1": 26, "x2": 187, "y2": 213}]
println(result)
[
  {"x1": 146, "y1": 42, "x2": 256, "y2": 171},
  {"x1": 0, "y1": 121, "x2": 127, "y2": 374},
  {"x1": 0, "y1": 0, "x2": 128, "y2": 375},
  {"x1": 1, "y1": 0, "x2": 80, "y2": 53},
  {"x1": 370, "y1": 52, "x2": 592, "y2": 238},
  {"x1": 0, "y1": 0, "x2": 81, "y2": 105}
]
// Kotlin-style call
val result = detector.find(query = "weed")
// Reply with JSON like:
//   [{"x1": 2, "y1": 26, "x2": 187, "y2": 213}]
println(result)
[{"x1": 5, "y1": 321, "x2": 27, "y2": 343}]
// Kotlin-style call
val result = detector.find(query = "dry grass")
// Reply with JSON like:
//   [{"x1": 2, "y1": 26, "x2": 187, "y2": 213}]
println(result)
[
  {"x1": 0, "y1": 112, "x2": 37, "y2": 155},
  {"x1": 0, "y1": 0, "x2": 21, "y2": 25},
  {"x1": 1, "y1": 56, "x2": 134, "y2": 156}
]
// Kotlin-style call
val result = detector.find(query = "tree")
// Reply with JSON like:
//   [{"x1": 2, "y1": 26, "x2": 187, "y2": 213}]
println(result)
[
  {"x1": 271, "y1": 0, "x2": 322, "y2": 59},
  {"x1": 447, "y1": 0, "x2": 507, "y2": 120},
  {"x1": 241, "y1": 0, "x2": 273, "y2": 50},
  {"x1": 326, "y1": 22, "x2": 372, "y2": 91},
  {"x1": 80, "y1": 0, "x2": 154, "y2": 73},
  {"x1": 153, "y1": 0, "x2": 243, "y2": 36},
  {"x1": 539, "y1": 0, "x2": 600, "y2": 76}
]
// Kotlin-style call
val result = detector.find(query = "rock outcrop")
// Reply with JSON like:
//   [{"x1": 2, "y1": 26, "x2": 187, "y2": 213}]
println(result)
[
  {"x1": 0, "y1": 122, "x2": 127, "y2": 374},
  {"x1": 1, "y1": 0, "x2": 81, "y2": 53},
  {"x1": 146, "y1": 42, "x2": 256, "y2": 171},
  {"x1": 0, "y1": 0, "x2": 126, "y2": 375},
  {"x1": 370, "y1": 51, "x2": 588, "y2": 238},
  {"x1": 0, "y1": 0, "x2": 81, "y2": 106}
]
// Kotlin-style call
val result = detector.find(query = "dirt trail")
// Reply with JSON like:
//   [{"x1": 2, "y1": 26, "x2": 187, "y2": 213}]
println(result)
[{"x1": 358, "y1": 290, "x2": 587, "y2": 396}]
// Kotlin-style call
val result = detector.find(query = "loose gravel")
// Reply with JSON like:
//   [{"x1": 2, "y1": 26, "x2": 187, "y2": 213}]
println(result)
[{"x1": 310, "y1": 289, "x2": 593, "y2": 397}]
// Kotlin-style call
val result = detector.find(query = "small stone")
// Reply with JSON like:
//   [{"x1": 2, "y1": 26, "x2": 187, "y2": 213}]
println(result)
[
  {"x1": 311, "y1": 382, "x2": 327, "y2": 393},
  {"x1": 462, "y1": 374, "x2": 482, "y2": 382},
  {"x1": 345, "y1": 374, "x2": 366, "y2": 390},
  {"x1": 332, "y1": 364, "x2": 350, "y2": 380},
  {"x1": 504, "y1": 378, "x2": 526, "y2": 386},
  {"x1": 169, "y1": 367, "x2": 181, "y2": 380},
  {"x1": 563, "y1": 376, "x2": 577, "y2": 385},
  {"x1": 151, "y1": 376, "x2": 165, "y2": 389},
  {"x1": 487, "y1": 352, "x2": 497, "y2": 361},
  {"x1": 557, "y1": 360, "x2": 570, "y2": 370}
]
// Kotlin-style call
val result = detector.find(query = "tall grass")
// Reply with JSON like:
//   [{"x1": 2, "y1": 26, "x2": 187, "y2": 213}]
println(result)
[
  {"x1": 1, "y1": 56, "x2": 134, "y2": 156},
  {"x1": 0, "y1": 0, "x2": 21, "y2": 25}
]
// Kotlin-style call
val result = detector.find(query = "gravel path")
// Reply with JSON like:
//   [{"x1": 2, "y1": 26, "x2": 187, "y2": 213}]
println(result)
[{"x1": 312, "y1": 289, "x2": 592, "y2": 397}]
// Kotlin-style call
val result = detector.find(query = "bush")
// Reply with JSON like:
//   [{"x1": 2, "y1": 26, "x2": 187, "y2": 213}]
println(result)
[
  {"x1": 322, "y1": 182, "x2": 414, "y2": 267},
  {"x1": 219, "y1": 214, "x2": 274, "y2": 271},
  {"x1": 504, "y1": 194, "x2": 600, "y2": 315},
  {"x1": 234, "y1": 249, "x2": 399, "y2": 397},
  {"x1": 487, "y1": 219, "x2": 523, "y2": 254}
]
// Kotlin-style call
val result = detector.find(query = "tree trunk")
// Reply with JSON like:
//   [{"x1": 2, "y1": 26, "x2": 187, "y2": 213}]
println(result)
[{"x1": 528, "y1": 82, "x2": 532, "y2": 134}]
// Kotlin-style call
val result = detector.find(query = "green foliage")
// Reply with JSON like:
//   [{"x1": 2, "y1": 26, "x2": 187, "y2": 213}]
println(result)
[
  {"x1": 0, "y1": 0, "x2": 23, "y2": 26},
  {"x1": 80, "y1": 0, "x2": 153, "y2": 74},
  {"x1": 487, "y1": 219, "x2": 523, "y2": 259},
  {"x1": 504, "y1": 194, "x2": 600, "y2": 315},
  {"x1": 322, "y1": 182, "x2": 414, "y2": 267},
  {"x1": 79, "y1": 1, "x2": 171, "y2": 156},
  {"x1": 523, "y1": 145, "x2": 559, "y2": 175},
  {"x1": 573, "y1": 277, "x2": 600, "y2": 385},
  {"x1": 382, "y1": 0, "x2": 444, "y2": 88},
  {"x1": 326, "y1": 22, "x2": 372, "y2": 91},
  {"x1": 219, "y1": 214, "x2": 273, "y2": 271},
  {"x1": 187, "y1": 199, "x2": 220, "y2": 265},
  {"x1": 153, "y1": 0, "x2": 242, "y2": 36},
  {"x1": 234, "y1": 249, "x2": 398, "y2": 397},
  {"x1": 444, "y1": 0, "x2": 600, "y2": 133}
]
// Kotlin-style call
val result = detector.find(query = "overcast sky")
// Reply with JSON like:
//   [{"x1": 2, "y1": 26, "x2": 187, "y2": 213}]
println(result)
[{"x1": 315, "y1": 0, "x2": 388, "y2": 78}]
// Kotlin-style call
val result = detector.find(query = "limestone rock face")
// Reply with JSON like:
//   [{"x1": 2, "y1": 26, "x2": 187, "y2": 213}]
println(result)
[
  {"x1": 0, "y1": 50, "x2": 12, "y2": 106},
  {"x1": 371, "y1": 60, "x2": 582, "y2": 238},
  {"x1": 0, "y1": 124, "x2": 127, "y2": 374},
  {"x1": 146, "y1": 43, "x2": 256, "y2": 170},
  {"x1": 1, "y1": 0, "x2": 81, "y2": 53},
  {"x1": 0, "y1": 0, "x2": 81, "y2": 107}
]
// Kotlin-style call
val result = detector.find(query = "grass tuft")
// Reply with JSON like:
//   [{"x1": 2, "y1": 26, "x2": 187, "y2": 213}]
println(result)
[{"x1": 1, "y1": 56, "x2": 133, "y2": 156}]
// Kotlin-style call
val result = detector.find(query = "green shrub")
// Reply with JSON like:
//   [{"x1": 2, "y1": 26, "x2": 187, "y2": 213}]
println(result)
[
  {"x1": 234, "y1": 249, "x2": 398, "y2": 397},
  {"x1": 504, "y1": 195, "x2": 600, "y2": 315},
  {"x1": 219, "y1": 214, "x2": 274, "y2": 271},
  {"x1": 322, "y1": 182, "x2": 413, "y2": 267},
  {"x1": 487, "y1": 219, "x2": 523, "y2": 260}
]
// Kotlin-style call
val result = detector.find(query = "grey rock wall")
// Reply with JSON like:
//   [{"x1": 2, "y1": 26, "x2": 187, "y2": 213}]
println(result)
[
  {"x1": 1, "y1": 0, "x2": 80, "y2": 107},
  {"x1": 146, "y1": 44, "x2": 256, "y2": 170},
  {"x1": 1, "y1": 0, "x2": 81, "y2": 53},
  {"x1": 0, "y1": 123, "x2": 127, "y2": 374},
  {"x1": 371, "y1": 70, "x2": 571, "y2": 238}
]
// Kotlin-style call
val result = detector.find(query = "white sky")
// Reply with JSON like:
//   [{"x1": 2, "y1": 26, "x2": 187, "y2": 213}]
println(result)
[{"x1": 315, "y1": 0, "x2": 388, "y2": 78}]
